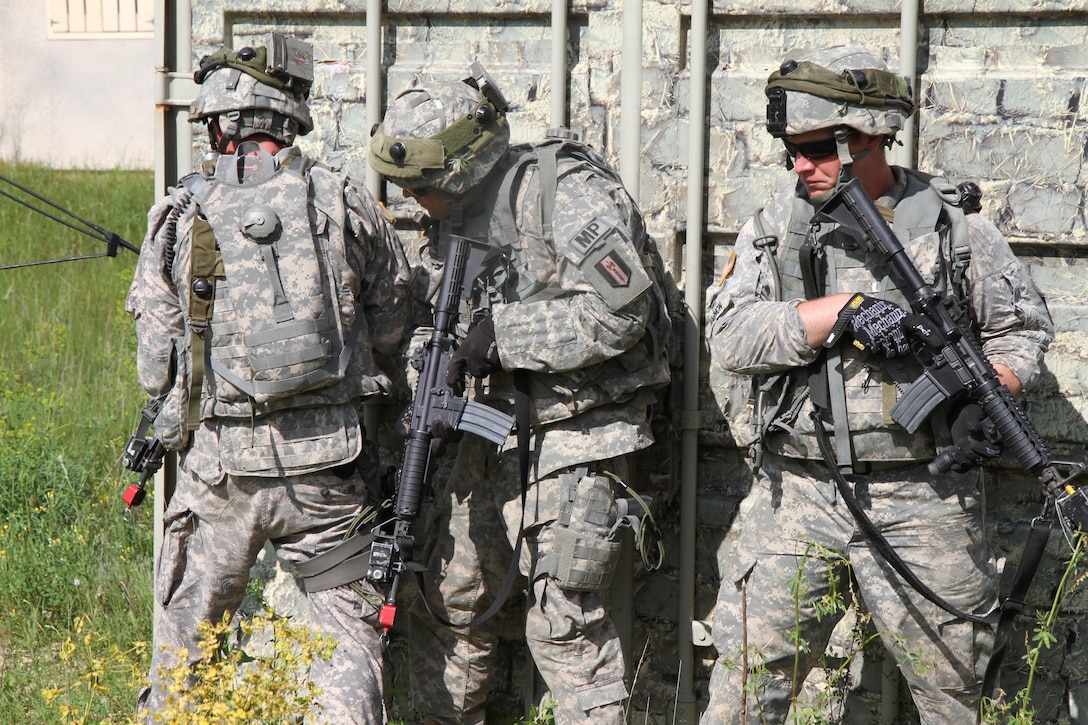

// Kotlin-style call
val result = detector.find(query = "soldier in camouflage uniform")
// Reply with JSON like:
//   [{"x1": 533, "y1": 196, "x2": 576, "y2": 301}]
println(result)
[
  {"x1": 367, "y1": 66, "x2": 670, "y2": 724},
  {"x1": 702, "y1": 46, "x2": 1053, "y2": 723},
  {"x1": 126, "y1": 36, "x2": 411, "y2": 722}
]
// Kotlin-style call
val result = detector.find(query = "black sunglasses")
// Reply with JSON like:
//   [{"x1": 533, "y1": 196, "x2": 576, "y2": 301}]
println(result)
[{"x1": 781, "y1": 137, "x2": 840, "y2": 162}]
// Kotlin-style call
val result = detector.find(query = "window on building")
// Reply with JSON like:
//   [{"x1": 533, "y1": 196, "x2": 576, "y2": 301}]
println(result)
[{"x1": 48, "y1": 0, "x2": 154, "y2": 38}]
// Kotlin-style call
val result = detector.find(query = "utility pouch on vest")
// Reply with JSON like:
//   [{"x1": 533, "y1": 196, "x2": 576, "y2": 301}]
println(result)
[
  {"x1": 183, "y1": 213, "x2": 223, "y2": 431},
  {"x1": 545, "y1": 467, "x2": 623, "y2": 591}
]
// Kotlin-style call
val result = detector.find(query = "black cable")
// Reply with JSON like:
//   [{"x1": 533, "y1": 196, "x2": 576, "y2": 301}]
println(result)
[{"x1": 0, "y1": 172, "x2": 140, "y2": 269}]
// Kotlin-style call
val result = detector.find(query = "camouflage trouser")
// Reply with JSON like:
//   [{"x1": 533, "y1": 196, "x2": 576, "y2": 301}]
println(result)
[
  {"x1": 702, "y1": 453, "x2": 998, "y2": 725},
  {"x1": 409, "y1": 435, "x2": 629, "y2": 725},
  {"x1": 139, "y1": 457, "x2": 385, "y2": 724}
]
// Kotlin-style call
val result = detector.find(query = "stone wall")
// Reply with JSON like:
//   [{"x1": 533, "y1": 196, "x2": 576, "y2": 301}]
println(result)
[{"x1": 186, "y1": 2, "x2": 1088, "y2": 722}]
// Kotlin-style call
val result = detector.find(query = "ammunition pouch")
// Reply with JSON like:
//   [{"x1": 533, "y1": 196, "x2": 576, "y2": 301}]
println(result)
[{"x1": 540, "y1": 468, "x2": 624, "y2": 592}]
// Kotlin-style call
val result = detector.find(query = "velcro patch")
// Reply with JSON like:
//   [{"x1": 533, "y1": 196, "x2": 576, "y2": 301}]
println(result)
[
  {"x1": 569, "y1": 217, "x2": 614, "y2": 261},
  {"x1": 595, "y1": 252, "x2": 632, "y2": 288},
  {"x1": 581, "y1": 235, "x2": 651, "y2": 312}
]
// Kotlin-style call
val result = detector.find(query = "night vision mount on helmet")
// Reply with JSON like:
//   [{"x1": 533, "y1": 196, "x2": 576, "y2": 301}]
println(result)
[
  {"x1": 764, "y1": 46, "x2": 915, "y2": 140},
  {"x1": 189, "y1": 33, "x2": 315, "y2": 149},
  {"x1": 368, "y1": 61, "x2": 512, "y2": 197}
]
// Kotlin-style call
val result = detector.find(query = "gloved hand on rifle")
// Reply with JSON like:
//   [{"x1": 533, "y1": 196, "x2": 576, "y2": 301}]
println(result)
[
  {"x1": 428, "y1": 419, "x2": 462, "y2": 458},
  {"x1": 836, "y1": 293, "x2": 911, "y2": 358},
  {"x1": 446, "y1": 317, "x2": 502, "y2": 384},
  {"x1": 946, "y1": 402, "x2": 1004, "y2": 472},
  {"x1": 395, "y1": 406, "x2": 462, "y2": 458}
]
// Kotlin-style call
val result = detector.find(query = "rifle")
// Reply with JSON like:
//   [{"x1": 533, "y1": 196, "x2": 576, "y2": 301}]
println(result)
[
  {"x1": 814, "y1": 178, "x2": 1088, "y2": 530},
  {"x1": 120, "y1": 399, "x2": 167, "y2": 515},
  {"x1": 367, "y1": 234, "x2": 515, "y2": 634}
]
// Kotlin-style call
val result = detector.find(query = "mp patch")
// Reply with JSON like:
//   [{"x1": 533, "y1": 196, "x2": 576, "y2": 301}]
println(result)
[
  {"x1": 569, "y1": 217, "x2": 614, "y2": 261},
  {"x1": 580, "y1": 236, "x2": 651, "y2": 312}
]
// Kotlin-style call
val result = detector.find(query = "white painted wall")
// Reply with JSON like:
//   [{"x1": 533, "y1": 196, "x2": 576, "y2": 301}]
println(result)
[{"x1": 0, "y1": 1, "x2": 154, "y2": 170}]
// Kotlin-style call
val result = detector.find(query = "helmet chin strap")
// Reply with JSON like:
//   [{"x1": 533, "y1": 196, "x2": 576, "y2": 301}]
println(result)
[
  {"x1": 806, "y1": 126, "x2": 871, "y2": 205},
  {"x1": 827, "y1": 125, "x2": 879, "y2": 202},
  {"x1": 834, "y1": 125, "x2": 860, "y2": 186},
  {"x1": 434, "y1": 167, "x2": 497, "y2": 231}
]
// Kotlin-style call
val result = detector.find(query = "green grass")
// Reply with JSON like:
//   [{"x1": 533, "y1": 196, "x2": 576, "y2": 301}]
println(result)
[
  {"x1": 0, "y1": 162, "x2": 154, "y2": 722},
  {"x1": 0, "y1": 164, "x2": 575, "y2": 725}
]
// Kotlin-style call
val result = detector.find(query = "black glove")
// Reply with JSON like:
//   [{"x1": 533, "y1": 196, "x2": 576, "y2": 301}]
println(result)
[
  {"x1": 946, "y1": 402, "x2": 1003, "y2": 473},
  {"x1": 446, "y1": 317, "x2": 502, "y2": 385},
  {"x1": 395, "y1": 405, "x2": 461, "y2": 458},
  {"x1": 428, "y1": 418, "x2": 462, "y2": 458},
  {"x1": 840, "y1": 294, "x2": 910, "y2": 358}
]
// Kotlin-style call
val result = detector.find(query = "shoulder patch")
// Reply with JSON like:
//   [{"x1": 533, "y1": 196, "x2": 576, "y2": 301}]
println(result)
[
  {"x1": 595, "y1": 251, "x2": 633, "y2": 288},
  {"x1": 569, "y1": 217, "x2": 614, "y2": 262},
  {"x1": 580, "y1": 232, "x2": 652, "y2": 311}
]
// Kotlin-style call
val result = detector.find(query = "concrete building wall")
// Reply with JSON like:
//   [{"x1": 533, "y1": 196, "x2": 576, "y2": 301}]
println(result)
[
  {"x1": 27, "y1": 0, "x2": 1088, "y2": 721},
  {"x1": 0, "y1": 1, "x2": 155, "y2": 170}
]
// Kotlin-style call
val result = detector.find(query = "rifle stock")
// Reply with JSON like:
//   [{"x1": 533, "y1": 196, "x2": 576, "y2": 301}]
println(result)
[
  {"x1": 368, "y1": 235, "x2": 516, "y2": 632},
  {"x1": 814, "y1": 179, "x2": 1088, "y2": 529}
]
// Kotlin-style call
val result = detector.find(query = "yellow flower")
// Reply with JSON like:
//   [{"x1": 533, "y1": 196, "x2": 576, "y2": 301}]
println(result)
[{"x1": 41, "y1": 687, "x2": 64, "y2": 702}]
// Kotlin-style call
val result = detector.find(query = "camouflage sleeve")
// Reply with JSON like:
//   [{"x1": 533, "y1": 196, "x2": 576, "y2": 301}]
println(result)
[
  {"x1": 125, "y1": 196, "x2": 186, "y2": 398},
  {"x1": 704, "y1": 191, "x2": 818, "y2": 375},
  {"x1": 964, "y1": 213, "x2": 1054, "y2": 391},
  {"x1": 344, "y1": 180, "x2": 413, "y2": 356},
  {"x1": 491, "y1": 169, "x2": 650, "y2": 373}
]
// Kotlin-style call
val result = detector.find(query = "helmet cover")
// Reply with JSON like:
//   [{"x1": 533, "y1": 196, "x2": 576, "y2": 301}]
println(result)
[
  {"x1": 765, "y1": 45, "x2": 915, "y2": 138},
  {"x1": 368, "y1": 78, "x2": 510, "y2": 196},
  {"x1": 190, "y1": 34, "x2": 314, "y2": 144}
]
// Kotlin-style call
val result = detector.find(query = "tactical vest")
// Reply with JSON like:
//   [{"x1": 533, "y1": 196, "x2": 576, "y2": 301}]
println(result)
[
  {"x1": 447, "y1": 131, "x2": 674, "y2": 425},
  {"x1": 763, "y1": 169, "x2": 971, "y2": 463},
  {"x1": 175, "y1": 150, "x2": 379, "y2": 425}
]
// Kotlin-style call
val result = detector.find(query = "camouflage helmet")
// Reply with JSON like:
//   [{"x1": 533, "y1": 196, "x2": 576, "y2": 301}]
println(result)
[
  {"x1": 189, "y1": 33, "x2": 314, "y2": 147},
  {"x1": 765, "y1": 46, "x2": 915, "y2": 138},
  {"x1": 369, "y1": 67, "x2": 510, "y2": 197}
]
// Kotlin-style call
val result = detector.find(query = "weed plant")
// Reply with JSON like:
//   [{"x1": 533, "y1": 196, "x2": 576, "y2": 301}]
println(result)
[
  {"x1": 0, "y1": 163, "x2": 562, "y2": 724},
  {"x1": 0, "y1": 162, "x2": 152, "y2": 722}
]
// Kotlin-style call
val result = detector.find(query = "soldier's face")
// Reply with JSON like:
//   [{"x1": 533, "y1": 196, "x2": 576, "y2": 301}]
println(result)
[
  {"x1": 402, "y1": 187, "x2": 452, "y2": 220},
  {"x1": 784, "y1": 130, "x2": 843, "y2": 199},
  {"x1": 785, "y1": 130, "x2": 886, "y2": 201}
]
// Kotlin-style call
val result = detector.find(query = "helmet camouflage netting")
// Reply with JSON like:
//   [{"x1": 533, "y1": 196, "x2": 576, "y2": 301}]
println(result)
[
  {"x1": 368, "y1": 79, "x2": 510, "y2": 196},
  {"x1": 764, "y1": 45, "x2": 916, "y2": 138}
]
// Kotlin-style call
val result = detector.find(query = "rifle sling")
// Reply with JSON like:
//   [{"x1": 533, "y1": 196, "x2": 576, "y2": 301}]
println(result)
[
  {"x1": 980, "y1": 516, "x2": 1051, "y2": 710},
  {"x1": 296, "y1": 530, "x2": 375, "y2": 592},
  {"x1": 809, "y1": 409, "x2": 1050, "y2": 711}
]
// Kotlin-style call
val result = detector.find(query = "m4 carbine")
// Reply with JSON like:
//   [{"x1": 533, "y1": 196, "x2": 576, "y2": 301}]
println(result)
[
  {"x1": 815, "y1": 178, "x2": 1088, "y2": 530},
  {"x1": 120, "y1": 398, "x2": 166, "y2": 513},
  {"x1": 367, "y1": 234, "x2": 515, "y2": 633}
]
